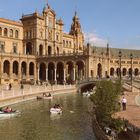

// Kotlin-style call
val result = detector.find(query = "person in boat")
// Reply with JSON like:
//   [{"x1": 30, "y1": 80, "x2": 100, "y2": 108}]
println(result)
[
  {"x1": 54, "y1": 104, "x2": 62, "y2": 109},
  {"x1": 47, "y1": 93, "x2": 51, "y2": 97},
  {"x1": 43, "y1": 93, "x2": 47, "y2": 97},
  {"x1": 3, "y1": 106, "x2": 12, "y2": 113}
]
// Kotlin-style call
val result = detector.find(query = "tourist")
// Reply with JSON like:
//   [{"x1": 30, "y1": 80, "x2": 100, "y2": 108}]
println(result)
[
  {"x1": 48, "y1": 93, "x2": 51, "y2": 97},
  {"x1": 111, "y1": 130, "x2": 117, "y2": 140},
  {"x1": 3, "y1": 106, "x2": 12, "y2": 113},
  {"x1": 43, "y1": 93, "x2": 47, "y2": 97},
  {"x1": 122, "y1": 97, "x2": 127, "y2": 110},
  {"x1": 20, "y1": 84, "x2": 24, "y2": 89},
  {"x1": 9, "y1": 83, "x2": 12, "y2": 90}
]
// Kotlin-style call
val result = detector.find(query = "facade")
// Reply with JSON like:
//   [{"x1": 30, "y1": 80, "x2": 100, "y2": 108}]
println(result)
[{"x1": 0, "y1": 4, "x2": 140, "y2": 85}]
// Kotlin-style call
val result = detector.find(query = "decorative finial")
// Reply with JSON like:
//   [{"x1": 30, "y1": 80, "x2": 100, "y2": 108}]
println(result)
[
  {"x1": 46, "y1": 0, "x2": 50, "y2": 8},
  {"x1": 35, "y1": 8, "x2": 38, "y2": 13}
]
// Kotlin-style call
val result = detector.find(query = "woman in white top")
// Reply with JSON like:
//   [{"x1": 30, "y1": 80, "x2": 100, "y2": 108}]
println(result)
[{"x1": 122, "y1": 97, "x2": 127, "y2": 110}]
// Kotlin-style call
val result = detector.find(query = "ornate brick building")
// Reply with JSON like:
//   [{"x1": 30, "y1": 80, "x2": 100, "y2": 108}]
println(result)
[{"x1": 0, "y1": 4, "x2": 139, "y2": 84}]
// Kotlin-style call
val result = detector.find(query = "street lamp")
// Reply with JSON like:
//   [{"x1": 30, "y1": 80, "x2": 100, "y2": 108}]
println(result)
[
  {"x1": 130, "y1": 53, "x2": 133, "y2": 92},
  {"x1": 118, "y1": 50, "x2": 122, "y2": 81},
  {"x1": 21, "y1": 67, "x2": 24, "y2": 98}
]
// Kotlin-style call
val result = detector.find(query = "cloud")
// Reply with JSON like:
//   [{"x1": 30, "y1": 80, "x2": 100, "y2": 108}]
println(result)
[{"x1": 84, "y1": 32, "x2": 107, "y2": 47}]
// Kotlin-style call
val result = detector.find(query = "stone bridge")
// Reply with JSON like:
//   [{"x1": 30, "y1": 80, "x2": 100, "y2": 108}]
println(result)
[{"x1": 76, "y1": 78, "x2": 98, "y2": 93}]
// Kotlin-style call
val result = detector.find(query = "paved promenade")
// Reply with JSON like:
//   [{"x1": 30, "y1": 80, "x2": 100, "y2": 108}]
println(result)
[{"x1": 116, "y1": 83, "x2": 140, "y2": 128}]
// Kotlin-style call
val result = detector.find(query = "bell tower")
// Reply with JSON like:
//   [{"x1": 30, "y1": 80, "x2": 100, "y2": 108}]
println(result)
[
  {"x1": 69, "y1": 11, "x2": 82, "y2": 36},
  {"x1": 69, "y1": 12, "x2": 84, "y2": 53}
]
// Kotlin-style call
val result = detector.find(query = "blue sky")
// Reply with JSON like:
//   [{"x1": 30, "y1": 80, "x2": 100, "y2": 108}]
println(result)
[{"x1": 0, "y1": 0, "x2": 140, "y2": 49}]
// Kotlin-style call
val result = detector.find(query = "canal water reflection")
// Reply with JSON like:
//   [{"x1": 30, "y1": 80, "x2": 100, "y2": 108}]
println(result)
[{"x1": 0, "y1": 93, "x2": 96, "y2": 140}]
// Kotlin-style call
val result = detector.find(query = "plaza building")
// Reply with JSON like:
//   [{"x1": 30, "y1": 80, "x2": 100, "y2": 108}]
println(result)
[{"x1": 0, "y1": 4, "x2": 140, "y2": 85}]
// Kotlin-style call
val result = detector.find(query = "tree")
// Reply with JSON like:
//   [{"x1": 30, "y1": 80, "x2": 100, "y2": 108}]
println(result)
[{"x1": 90, "y1": 80, "x2": 122, "y2": 130}]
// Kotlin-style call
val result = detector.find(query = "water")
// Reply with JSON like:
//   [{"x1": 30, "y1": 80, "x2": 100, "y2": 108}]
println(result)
[{"x1": 0, "y1": 93, "x2": 96, "y2": 140}]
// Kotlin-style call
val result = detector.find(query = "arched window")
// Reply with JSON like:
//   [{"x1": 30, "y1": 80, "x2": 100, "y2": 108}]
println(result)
[
  {"x1": 63, "y1": 40, "x2": 65, "y2": 47},
  {"x1": 26, "y1": 42, "x2": 32, "y2": 55},
  {"x1": 0, "y1": 41, "x2": 5, "y2": 52},
  {"x1": 48, "y1": 46, "x2": 52, "y2": 55},
  {"x1": 13, "y1": 43, "x2": 17, "y2": 53},
  {"x1": 10, "y1": 29, "x2": 13, "y2": 37},
  {"x1": 39, "y1": 45, "x2": 43, "y2": 56},
  {"x1": 0, "y1": 27, "x2": 2, "y2": 36},
  {"x1": 4, "y1": 28, "x2": 8, "y2": 36},
  {"x1": 15, "y1": 30, "x2": 19, "y2": 38},
  {"x1": 57, "y1": 47, "x2": 59, "y2": 55}
]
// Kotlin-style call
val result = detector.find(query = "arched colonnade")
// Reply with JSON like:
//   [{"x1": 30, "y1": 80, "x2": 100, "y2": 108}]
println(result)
[{"x1": 38, "y1": 60, "x2": 85, "y2": 84}]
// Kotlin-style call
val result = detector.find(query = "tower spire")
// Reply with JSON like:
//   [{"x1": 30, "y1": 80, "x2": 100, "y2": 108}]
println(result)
[{"x1": 46, "y1": 0, "x2": 50, "y2": 8}]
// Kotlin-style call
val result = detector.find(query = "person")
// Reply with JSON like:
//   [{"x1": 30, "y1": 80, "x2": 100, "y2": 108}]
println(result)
[
  {"x1": 47, "y1": 93, "x2": 51, "y2": 97},
  {"x1": 111, "y1": 130, "x2": 117, "y2": 140},
  {"x1": 3, "y1": 106, "x2": 12, "y2": 113},
  {"x1": 21, "y1": 84, "x2": 24, "y2": 89},
  {"x1": 122, "y1": 97, "x2": 127, "y2": 110},
  {"x1": 9, "y1": 83, "x2": 12, "y2": 90},
  {"x1": 43, "y1": 93, "x2": 47, "y2": 97}
]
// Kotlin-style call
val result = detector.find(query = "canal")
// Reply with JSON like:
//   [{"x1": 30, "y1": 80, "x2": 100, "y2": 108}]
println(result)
[{"x1": 0, "y1": 93, "x2": 96, "y2": 140}]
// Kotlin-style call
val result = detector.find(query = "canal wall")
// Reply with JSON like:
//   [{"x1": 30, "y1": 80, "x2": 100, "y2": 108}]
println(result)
[
  {"x1": 0, "y1": 85, "x2": 76, "y2": 107},
  {"x1": 125, "y1": 122, "x2": 140, "y2": 140},
  {"x1": 91, "y1": 111, "x2": 109, "y2": 140}
]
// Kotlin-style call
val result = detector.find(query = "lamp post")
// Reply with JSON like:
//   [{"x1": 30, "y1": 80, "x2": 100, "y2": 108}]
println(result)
[
  {"x1": 118, "y1": 50, "x2": 122, "y2": 81},
  {"x1": 130, "y1": 53, "x2": 133, "y2": 92},
  {"x1": 21, "y1": 67, "x2": 24, "y2": 98}
]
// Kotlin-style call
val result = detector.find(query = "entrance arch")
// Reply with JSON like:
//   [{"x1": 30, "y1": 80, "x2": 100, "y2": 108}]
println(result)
[
  {"x1": 116, "y1": 68, "x2": 120, "y2": 77},
  {"x1": 48, "y1": 46, "x2": 52, "y2": 55},
  {"x1": 57, "y1": 62, "x2": 64, "y2": 84},
  {"x1": 57, "y1": 47, "x2": 59, "y2": 55},
  {"x1": 110, "y1": 68, "x2": 114, "y2": 76},
  {"x1": 39, "y1": 63, "x2": 46, "y2": 81},
  {"x1": 26, "y1": 42, "x2": 33, "y2": 55},
  {"x1": 39, "y1": 45, "x2": 43, "y2": 56},
  {"x1": 122, "y1": 68, "x2": 127, "y2": 76},
  {"x1": 21, "y1": 62, "x2": 27, "y2": 76},
  {"x1": 66, "y1": 61, "x2": 74, "y2": 84},
  {"x1": 3, "y1": 60, "x2": 10, "y2": 75},
  {"x1": 48, "y1": 62, "x2": 55, "y2": 84},
  {"x1": 134, "y1": 68, "x2": 139, "y2": 76},
  {"x1": 97, "y1": 63, "x2": 102, "y2": 78},
  {"x1": 13, "y1": 61, "x2": 18, "y2": 75},
  {"x1": 76, "y1": 61, "x2": 85, "y2": 80},
  {"x1": 29, "y1": 62, "x2": 34, "y2": 75}
]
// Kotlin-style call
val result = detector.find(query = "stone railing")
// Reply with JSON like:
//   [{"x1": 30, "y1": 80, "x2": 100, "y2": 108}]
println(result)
[{"x1": 0, "y1": 84, "x2": 76, "y2": 100}]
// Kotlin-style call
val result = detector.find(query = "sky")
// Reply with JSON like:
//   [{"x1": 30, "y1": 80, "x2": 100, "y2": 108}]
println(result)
[{"x1": 0, "y1": 0, "x2": 140, "y2": 49}]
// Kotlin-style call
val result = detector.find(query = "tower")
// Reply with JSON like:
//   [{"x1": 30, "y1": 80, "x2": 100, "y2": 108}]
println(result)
[{"x1": 69, "y1": 11, "x2": 84, "y2": 53}]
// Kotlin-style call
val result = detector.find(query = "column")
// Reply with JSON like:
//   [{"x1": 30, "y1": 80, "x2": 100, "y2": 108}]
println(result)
[
  {"x1": 73, "y1": 67, "x2": 75, "y2": 81},
  {"x1": 34, "y1": 64, "x2": 37, "y2": 83},
  {"x1": 27, "y1": 63, "x2": 29, "y2": 80},
  {"x1": 54, "y1": 68, "x2": 57, "y2": 82},
  {"x1": 84, "y1": 66, "x2": 86, "y2": 80},
  {"x1": 18, "y1": 63, "x2": 21, "y2": 82},
  {"x1": 64, "y1": 68, "x2": 66, "y2": 83},
  {"x1": 1, "y1": 61, "x2": 3, "y2": 83},
  {"x1": 46, "y1": 68, "x2": 48, "y2": 81},
  {"x1": 10, "y1": 62, "x2": 13, "y2": 79},
  {"x1": 38, "y1": 68, "x2": 40, "y2": 81}
]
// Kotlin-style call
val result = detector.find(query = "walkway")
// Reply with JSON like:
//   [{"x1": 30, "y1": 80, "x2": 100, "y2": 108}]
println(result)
[{"x1": 115, "y1": 83, "x2": 140, "y2": 139}]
